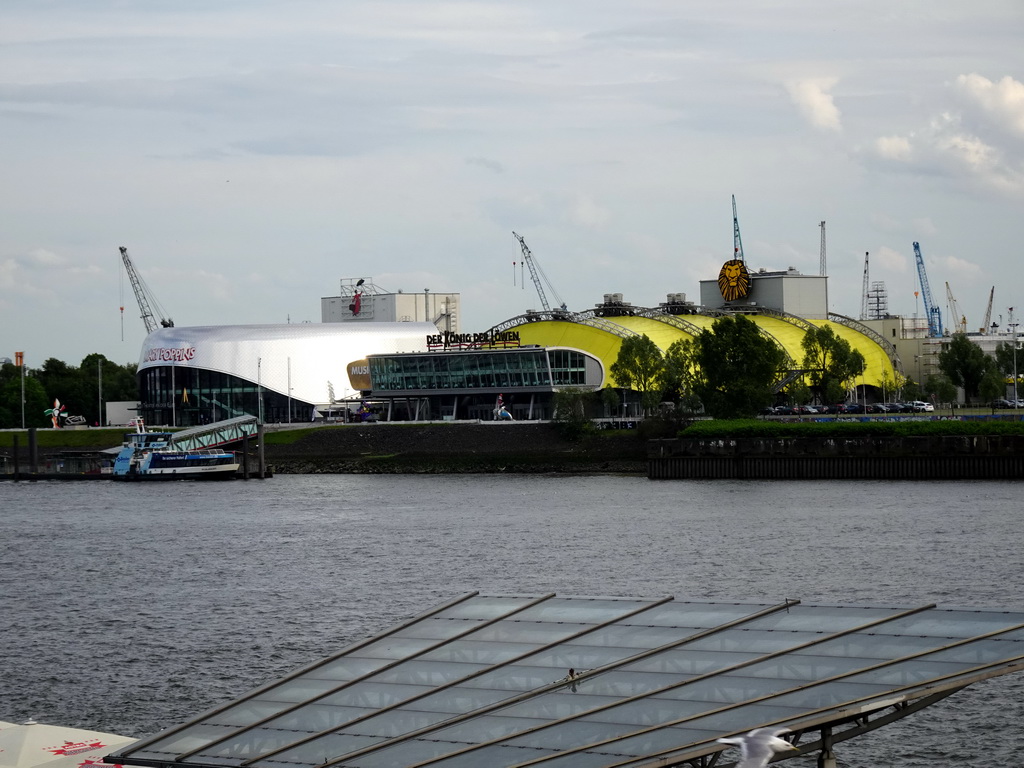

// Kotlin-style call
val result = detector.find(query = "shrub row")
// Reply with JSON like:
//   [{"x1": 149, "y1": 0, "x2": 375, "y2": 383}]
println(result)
[{"x1": 680, "y1": 419, "x2": 1024, "y2": 440}]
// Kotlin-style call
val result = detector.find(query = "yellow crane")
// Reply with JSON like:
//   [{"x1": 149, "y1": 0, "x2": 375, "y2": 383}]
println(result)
[{"x1": 945, "y1": 281, "x2": 967, "y2": 334}]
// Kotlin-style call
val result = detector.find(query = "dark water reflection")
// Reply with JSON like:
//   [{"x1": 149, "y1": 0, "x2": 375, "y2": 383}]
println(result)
[{"x1": 2, "y1": 476, "x2": 1022, "y2": 767}]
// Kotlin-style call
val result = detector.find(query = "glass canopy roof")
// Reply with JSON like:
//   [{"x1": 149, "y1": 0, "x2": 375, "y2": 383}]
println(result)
[{"x1": 106, "y1": 593, "x2": 1024, "y2": 768}]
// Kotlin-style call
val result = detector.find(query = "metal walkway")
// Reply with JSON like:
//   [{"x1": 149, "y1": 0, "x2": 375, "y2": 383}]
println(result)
[{"x1": 166, "y1": 415, "x2": 259, "y2": 451}]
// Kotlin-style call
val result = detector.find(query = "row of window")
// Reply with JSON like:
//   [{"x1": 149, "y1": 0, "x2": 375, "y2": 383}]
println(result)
[{"x1": 369, "y1": 350, "x2": 590, "y2": 392}]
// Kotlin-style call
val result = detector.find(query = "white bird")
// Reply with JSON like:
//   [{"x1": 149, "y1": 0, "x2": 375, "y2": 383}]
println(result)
[{"x1": 716, "y1": 728, "x2": 798, "y2": 767}]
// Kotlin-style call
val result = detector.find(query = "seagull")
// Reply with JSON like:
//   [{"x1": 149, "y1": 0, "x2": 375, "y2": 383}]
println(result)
[{"x1": 716, "y1": 728, "x2": 798, "y2": 767}]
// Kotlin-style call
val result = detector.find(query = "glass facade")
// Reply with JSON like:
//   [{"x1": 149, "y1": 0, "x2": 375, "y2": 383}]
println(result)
[
  {"x1": 368, "y1": 348, "x2": 590, "y2": 393},
  {"x1": 139, "y1": 366, "x2": 313, "y2": 427}
]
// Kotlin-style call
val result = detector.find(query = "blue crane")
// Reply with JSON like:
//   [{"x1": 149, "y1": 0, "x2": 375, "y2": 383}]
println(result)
[{"x1": 913, "y1": 241, "x2": 943, "y2": 338}]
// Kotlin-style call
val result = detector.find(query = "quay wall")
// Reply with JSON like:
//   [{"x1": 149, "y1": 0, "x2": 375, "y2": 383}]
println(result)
[{"x1": 648, "y1": 435, "x2": 1024, "y2": 480}]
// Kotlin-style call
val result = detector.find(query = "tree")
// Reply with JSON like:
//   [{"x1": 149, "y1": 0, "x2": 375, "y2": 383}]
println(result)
[
  {"x1": 0, "y1": 370, "x2": 50, "y2": 428},
  {"x1": 980, "y1": 366, "x2": 1007, "y2": 404},
  {"x1": 552, "y1": 387, "x2": 594, "y2": 440},
  {"x1": 800, "y1": 324, "x2": 867, "y2": 405},
  {"x1": 688, "y1": 314, "x2": 788, "y2": 419},
  {"x1": 938, "y1": 333, "x2": 996, "y2": 404},
  {"x1": 924, "y1": 373, "x2": 957, "y2": 406},
  {"x1": 610, "y1": 334, "x2": 665, "y2": 415}
]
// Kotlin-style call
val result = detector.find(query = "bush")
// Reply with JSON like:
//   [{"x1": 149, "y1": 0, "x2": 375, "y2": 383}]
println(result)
[{"x1": 678, "y1": 419, "x2": 1024, "y2": 440}]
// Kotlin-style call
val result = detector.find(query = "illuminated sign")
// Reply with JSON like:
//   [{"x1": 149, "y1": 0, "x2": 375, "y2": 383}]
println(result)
[{"x1": 426, "y1": 331, "x2": 521, "y2": 350}]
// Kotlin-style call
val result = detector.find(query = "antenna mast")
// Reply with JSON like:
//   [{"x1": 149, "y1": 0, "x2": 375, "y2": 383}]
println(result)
[{"x1": 731, "y1": 195, "x2": 745, "y2": 262}]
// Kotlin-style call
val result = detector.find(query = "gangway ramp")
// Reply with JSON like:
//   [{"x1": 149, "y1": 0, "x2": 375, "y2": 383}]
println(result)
[{"x1": 167, "y1": 415, "x2": 259, "y2": 451}]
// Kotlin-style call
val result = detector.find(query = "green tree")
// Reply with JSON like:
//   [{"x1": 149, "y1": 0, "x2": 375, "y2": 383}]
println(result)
[
  {"x1": 552, "y1": 386, "x2": 594, "y2": 440},
  {"x1": 0, "y1": 370, "x2": 51, "y2": 428},
  {"x1": 924, "y1": 373, "x2": 957, "y2": 406},
  {"x1": 610, "y1": 334, "x2": 665, "y2": 415},
  {"x1": 801, "y1": 324, "x2": 867, "y2": 405},
  {"x1": 938, "y1": 333, "x2": 996, "y2": 404},
  {"x1": 980, "y1": 366, "x2": 1007, "y2": 404},
  {"x1": 689, "y1": 314, "x2": 788, "y2": 419}
]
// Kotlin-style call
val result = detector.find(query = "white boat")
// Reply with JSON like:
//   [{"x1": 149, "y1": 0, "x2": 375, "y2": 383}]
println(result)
[{"x1": 112, "y1": 421, "x2": 240, "y2": 480}]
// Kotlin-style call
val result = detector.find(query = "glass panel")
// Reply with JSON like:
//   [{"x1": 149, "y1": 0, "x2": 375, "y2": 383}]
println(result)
[
  {"x1": 257, "y1": 732, "x2": 384, "y2": 766},
  {"x1": 347, "y1": 636, "x2": 441, "y2": 659},
  {"x1": 497, "y1": 692, "x2": 616, "y2": 721},
  {"x1": 419, "y1": 639, "x2": 539, "y2": 664},
  {"x1": 140, "y1": 725, "x2": 244, "y2": 757},
  {"x1": 768, "y1": 680, "x2": 894, "y2": 709},
  {"x1": 369, "y1": 660, "x2": 488, "y2": 686},
  {"x1": 864, "y1": 609, "x2": 1024, "y2": 638},
  {"x1": 469, "y1": 620, "x2": 589, "y2": 644},
  {"x1": 566, "y1": 623, "x2": 696, "y2": 649},
  {"x1": 504, "y1": 719, "x2": 640, "y2": 751},
  {"x1": 300, "y1": 656, "x2": 393, "y2": 681},
  {"x1": 621, "y1": 647, "x2": 756, "y2": 676},
  {"x1": 318, "y1": 682, "x2": 434, "y2": 708},
  {"x1": 336, "y1": 708, "x2": 453, "y2": 738},
  {"x1": 432, "y1": 596, "x2": 540, "y2": 620},
  {"x1": 741, "y1": 605, "x2": 910, "y2": 632},
  {"x1": 429, "y1": 714, "x2": 549, "y2": 743},
  {"x1": 521, "y1": 643, "x2": 651, "y2": 671},
  {"x1": 258, "y1": 702, "x2": 375, "y2": 733},
  {"x1": 206, "y1": 700, "x2": 298, "y2": 727},
  {"x1": 461, "y1": 664, "x2": 561, "y2": 691},
  {"x1": 392, "y1": 618, "x2": 491, "y2": 641},
  {"x1": 512, "y1": 598, "x2": 655, "y2": 623},
  {"x1": 571, "y1": 669, "x2": 685, "y2": 698},
  {"x1": 400, "y1": 685, "x2": 515, "y2": 714},
  {"x1": 251, "y1": 677, "x2": 344, "y2": 704},
  {"x1": 685, "y1": 628, "x2": 827, "y2": 654},
  {"x1": 623, "y1": 601, "x2": 775, "y2": 628}
]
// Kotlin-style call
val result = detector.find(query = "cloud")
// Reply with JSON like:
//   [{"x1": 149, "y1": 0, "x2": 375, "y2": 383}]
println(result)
[
  {"x1": 567, "y1": 195, "x2": 610, "y2": 229},
  {"x1": 875, "y1": 246, "x2": 908, "y2": 274},
  {"x1": 869, "y1": 108, "x2": 1024, "y2": 194},
  {"x1": 875, "y1": 135, "x2": 912, "y2": 161},
  {"x1": 955, "y1": 73, "x2": 1024, "y2": 138},
  {"x1": 785, "y1": 78, "x2": 841, "y2": 131}
]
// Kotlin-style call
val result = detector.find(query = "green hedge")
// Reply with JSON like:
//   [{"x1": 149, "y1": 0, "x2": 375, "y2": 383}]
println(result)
[{"x1": 680, "y1": 419, "x2": 1024, "y2": 439}]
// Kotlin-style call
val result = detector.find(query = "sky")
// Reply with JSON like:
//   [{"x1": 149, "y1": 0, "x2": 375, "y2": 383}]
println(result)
[{"x1": 2, "y1": 0, "x2": 1023, "y2": 368}]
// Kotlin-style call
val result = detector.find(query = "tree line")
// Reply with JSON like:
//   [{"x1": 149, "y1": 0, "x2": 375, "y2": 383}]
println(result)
[
  {"x1": 0, "y1": 355, "x2": 138, "y2": 428},
  {"x1": 607, "y1": 315, "x2": 1017, "y2": 419}
]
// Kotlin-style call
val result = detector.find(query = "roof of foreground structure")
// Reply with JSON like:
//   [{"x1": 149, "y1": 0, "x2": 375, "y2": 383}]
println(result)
[{"x1": 107, "y1": 593, "x2": 1024, "y2": 768}]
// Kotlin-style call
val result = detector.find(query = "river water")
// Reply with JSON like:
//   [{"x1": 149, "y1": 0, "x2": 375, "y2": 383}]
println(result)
[{"x1": 2, "y1": 475, "x2": 1022, "y2": 767}]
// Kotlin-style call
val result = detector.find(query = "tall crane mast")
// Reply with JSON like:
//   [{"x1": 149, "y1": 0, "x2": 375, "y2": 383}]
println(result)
[
  {"x1": 819, "y1": 221, "x2": 827, "y2": 276},
  {"x1": 119, "y1": 246, "x2": 174, "y2": 334},
  {"x1": 731, "y1": 195, "x2": 745, "y2": 262},
  {"x1": 512, "y1": 232, "x2": 567, "y2": 312},
  {"x1": 860, "y1": 252, "x2": 870, "y2": 321},
  {"x1": 945, "y1": 282, "x2": 966, "y2": 334},
  {"x1": 982, "y1": 286, "x2": 995, "y2": 333},
  {"x1": 913, "y1": 241, "x2": 943, "y2": 338}
]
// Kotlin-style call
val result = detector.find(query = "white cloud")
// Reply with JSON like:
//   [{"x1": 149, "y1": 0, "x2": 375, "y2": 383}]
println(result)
[
  {"x1": 567, "y1": 195, "x2": 610, "y2": 229},
  {"x1": 955, "y1": 73, "x2": 1024, "y2": 138},
  {"x1": 875, "y1": 135, "x2": 912, "y2": 161},
  {"x1": 785, "y1": 78, "x2": 841, "y2": 131},
  {"x1": 876, "y1": 246, "x2": 907, "y2": 274}
]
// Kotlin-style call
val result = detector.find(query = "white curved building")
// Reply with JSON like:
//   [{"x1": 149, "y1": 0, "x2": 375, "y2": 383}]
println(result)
[{"x1": 137, "y1": 323, "x2": 434, "y2": 425}]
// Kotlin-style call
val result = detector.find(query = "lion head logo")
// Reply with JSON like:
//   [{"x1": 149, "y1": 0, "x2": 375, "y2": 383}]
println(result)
[{"x1": 718, "y1": 259, "x2": 751, "y2": 301}]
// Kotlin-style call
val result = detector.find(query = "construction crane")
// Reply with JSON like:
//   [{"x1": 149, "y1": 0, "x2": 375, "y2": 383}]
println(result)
[
  {"x1": 819, "y1": 221, "x2": 826, "y2": 276},
  {"x1": 512, "y1": 232, "x2": 567, "y2": 312},
  {"x1": 119, "y1": 246, "x2": 174, "y2": 334},
  {"x1": 731, "y1": 195, "x2": 745, "y2": 262},
  {"x1": 913, "y1": 241, "x2": 943, "y2": 338},
  {"x1": 860, "y1": 252, "x2": 869, "y2": 320},
  {"x1": 981, "y1": 286, "x2": 995, "y2": 333},
  {"x1": 945, "y1": 282, "x2": 967, "y2": 334}
]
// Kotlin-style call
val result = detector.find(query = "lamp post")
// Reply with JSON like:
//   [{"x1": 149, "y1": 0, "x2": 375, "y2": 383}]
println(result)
[{"x1": 97, "y1": 359, "x2": 103, "y2": 426}]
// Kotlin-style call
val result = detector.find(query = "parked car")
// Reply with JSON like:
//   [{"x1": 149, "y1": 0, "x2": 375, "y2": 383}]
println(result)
[
  {"x1": 843, "y1": 403, "x2": 866, "y2": 414},
  {"x1": 991, "y1": 398, "x2": 1015, "y2": 409},
  {"x1": 909, "y1": 401, "x2": 934, "y2": 412},
  {"x1": 774, "y1": 405, "x2": 796, "y2": 416}
]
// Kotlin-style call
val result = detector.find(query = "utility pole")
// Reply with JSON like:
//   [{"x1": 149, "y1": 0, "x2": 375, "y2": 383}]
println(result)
[
  {"x1": 16, "y1": 351, "x2": 25, "y2": 428},
  {"x1": 98, "y1": 359, "x2": 103, "y2": 427}
]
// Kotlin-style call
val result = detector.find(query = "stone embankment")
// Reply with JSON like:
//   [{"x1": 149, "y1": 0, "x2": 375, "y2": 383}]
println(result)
[{"x1": 263, "y1": 423, "x2": 647, "y2": 474}]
